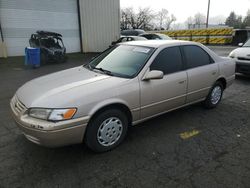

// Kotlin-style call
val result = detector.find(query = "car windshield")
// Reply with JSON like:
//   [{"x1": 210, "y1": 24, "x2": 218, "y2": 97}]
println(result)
[
  {"x1": 87, "y1": 45, "x2": 154, "y2": 78},
  {"x1": 157, "y1": 34, "x2": 172, "y2": 40},
  {"x1": 243, "y1": 39, "x2": 250, "y2": 47}
]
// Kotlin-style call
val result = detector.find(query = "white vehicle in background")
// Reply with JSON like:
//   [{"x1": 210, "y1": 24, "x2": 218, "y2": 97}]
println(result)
[
  {"x1": 139, "y1": 33, "x2": 172, "y2": 40},
  {"x1": 110, "y1": 36, "x2": 147, "y2": 47},
  {"x1": 229, "y1": 38, "x2": 250, "y2": 75}
]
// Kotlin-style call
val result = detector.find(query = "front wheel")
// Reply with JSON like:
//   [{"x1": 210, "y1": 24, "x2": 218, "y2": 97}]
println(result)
[
  {"x1": 84, "y1": 109, "x2": 128, "y2": 152},
  {"x1": 204, "y1": 81, "x2": 224, "y2": 109}
]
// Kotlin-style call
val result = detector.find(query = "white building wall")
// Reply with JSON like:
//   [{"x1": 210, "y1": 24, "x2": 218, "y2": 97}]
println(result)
[
  {"x1": 0, "y1": 0, "x2": 120, "y2": 56},
  {"x1": 0, "y1": 0, "x2": 81, "y2": 56},
  {"x1": 79, "y1": 0, "x2": 120, "y2": 52}
]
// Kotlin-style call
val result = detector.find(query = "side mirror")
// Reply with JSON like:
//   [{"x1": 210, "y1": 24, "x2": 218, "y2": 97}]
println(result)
[
  {"x1": 238, "y1": 43, "x2": 243, "y2": 47},
  {"x1": 143, "y1": 70, "x2": 164, "y2": 81}
]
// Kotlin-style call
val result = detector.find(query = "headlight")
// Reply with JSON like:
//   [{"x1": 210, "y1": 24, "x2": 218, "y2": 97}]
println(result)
[
  {"x1": 29, "y1": 108, "x2": 77, "y2": 121},
  {"x1": 229, "y1": 52, "x2": 235, "y2": 58},
  {"x1": 29, "y1": 108, "x2": 51, "y2": 120}
]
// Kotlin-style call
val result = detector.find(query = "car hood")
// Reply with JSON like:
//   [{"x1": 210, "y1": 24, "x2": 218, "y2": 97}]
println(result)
[
  {"x1": 232, "y1": 47, "x2": 250, "y2": 57},
  {"x1": 16, "y1": 66, "x2": 126, "y2": 108}
]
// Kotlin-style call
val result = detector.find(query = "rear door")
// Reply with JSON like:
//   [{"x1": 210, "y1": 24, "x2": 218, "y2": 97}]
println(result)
[
  {"x1": 140, "y1": 46, "x2": 187, "y2": 119},
  {"x1": 182, "y1": 45, "x2": 219, "y2": 103}
]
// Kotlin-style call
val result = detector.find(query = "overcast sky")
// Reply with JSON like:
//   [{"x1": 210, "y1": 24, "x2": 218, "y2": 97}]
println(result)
[{"x1": 120, "y1": 0, "x2": 250, "y2": 24}]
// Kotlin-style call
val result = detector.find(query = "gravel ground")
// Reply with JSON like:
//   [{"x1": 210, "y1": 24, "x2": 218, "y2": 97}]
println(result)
[{"x1": 1, "y1": 47, "x2": 250, "y2": 188}]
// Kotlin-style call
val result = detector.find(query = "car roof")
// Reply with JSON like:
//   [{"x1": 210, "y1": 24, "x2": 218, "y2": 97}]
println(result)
[
  {"x1": 121, "y1": 40, "x2": 196, "y2": 48},
  {"x1": 140, "y1": 33, "x2": 156, "y2": 36},
  {"x1": 36, "y1": 30, "x2": 62, "y2": 37},
  {"x1": 121, "y1": 29, "x2": 146, "y2": 36}
]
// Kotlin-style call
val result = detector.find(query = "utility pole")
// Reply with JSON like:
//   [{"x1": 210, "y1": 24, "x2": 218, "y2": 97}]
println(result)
[{"x1": 206, "y1": 0, "x2": 211, "y2": 28}]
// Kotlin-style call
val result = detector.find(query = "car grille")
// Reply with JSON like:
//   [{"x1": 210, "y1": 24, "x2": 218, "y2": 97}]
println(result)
[
  {"x1": 236, "y1": 64, "x2": 250, "y2": 74},
  {"x1": 238, "y1": 57, "x2": 250, "y2": 61},
  {"x1": 11, "y1": 95, "x2": 27, "y2": 115}
]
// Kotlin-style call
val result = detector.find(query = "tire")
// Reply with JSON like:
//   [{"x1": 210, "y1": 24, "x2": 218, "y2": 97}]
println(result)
[
  {"x1": 84, "y1": 109, "x2": 128, "y2": 152},
  {"x1": 204, "y1": 81, "x2": 224, "y2": 109}
]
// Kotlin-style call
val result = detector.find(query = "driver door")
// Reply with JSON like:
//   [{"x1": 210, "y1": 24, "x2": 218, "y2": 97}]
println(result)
[{"x1": 140, "y1": 46, "x2": 187, "y2": 119}]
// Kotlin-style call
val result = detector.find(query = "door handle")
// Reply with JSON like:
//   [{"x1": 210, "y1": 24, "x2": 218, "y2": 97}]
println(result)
[{"x1": 179, "y1": 80, "x2": 186, "y2": 84}]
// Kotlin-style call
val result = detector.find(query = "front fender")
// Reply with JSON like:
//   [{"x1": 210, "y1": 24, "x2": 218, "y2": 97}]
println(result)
[{"x1": 87, "y1": 98, "x2": 140, "y2": 123}]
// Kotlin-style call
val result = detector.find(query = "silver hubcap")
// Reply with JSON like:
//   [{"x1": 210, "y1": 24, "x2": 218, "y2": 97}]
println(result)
[
  {"x1": 97, "y1": 117, "x2": 123, "y2": 146},
  {"x1": 211, "y1": 86, "x2": 222, "y2": 105}
]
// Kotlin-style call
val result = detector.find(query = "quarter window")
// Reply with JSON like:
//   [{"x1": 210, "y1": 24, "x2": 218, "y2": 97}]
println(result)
[
  {"x1": 183, "y1": 45, "x2": 212, "y2": 69},
  {"x1": 150, "y1": 47, "x2": 183, "y2": 74}
]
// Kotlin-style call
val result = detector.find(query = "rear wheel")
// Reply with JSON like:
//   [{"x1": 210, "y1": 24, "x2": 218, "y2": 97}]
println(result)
[
  {"x1": 85, "y1": 109, "x2": 128, "y2": 152},
  {"x1": 204, "y1": 81, "x2": 224, "y2": 108}
]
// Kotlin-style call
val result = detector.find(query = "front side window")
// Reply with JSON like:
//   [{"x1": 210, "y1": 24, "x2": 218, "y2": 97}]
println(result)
[
  {"x1": 87, "y1": 45, "x2": 155, "y2": 78},
  {"x1": 150, "y1": 47, "x2": 183, "y2": 74},
  {"x1": 183, "y1": 45, "x2": 212, "y2": 69}
]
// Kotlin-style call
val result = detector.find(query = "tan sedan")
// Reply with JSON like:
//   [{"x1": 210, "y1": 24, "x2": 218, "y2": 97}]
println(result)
[{"x1": 10, "y1": 40, "x2": 235, "y2": 152}]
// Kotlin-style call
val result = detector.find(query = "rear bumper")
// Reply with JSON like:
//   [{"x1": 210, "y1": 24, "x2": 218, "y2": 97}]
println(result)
[{"x1": 236, "y1": 62, "x2": 250, "y2": 74}]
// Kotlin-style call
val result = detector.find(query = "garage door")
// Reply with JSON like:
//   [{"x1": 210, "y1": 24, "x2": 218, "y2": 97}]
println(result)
[{"x1": 0, "y1": 0, "x2": 80, "y2": 56}]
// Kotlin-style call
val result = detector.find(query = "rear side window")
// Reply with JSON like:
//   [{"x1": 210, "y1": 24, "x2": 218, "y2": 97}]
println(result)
[
  {"x1": 151, "y1": 34, "x2": 161, "y2": 39},
  {"x1": 183, "y1": 45, "x2": 212, "y2": 69},
  {"x1": 143, "y1": 34, "x2": 153, "y2": 39},
  {"x1": 150, "y1": 47, "x2": 183, "y2": 74}
]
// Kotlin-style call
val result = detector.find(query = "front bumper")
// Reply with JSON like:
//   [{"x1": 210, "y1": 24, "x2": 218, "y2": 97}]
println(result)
[
  {"x1": 236, "y1": 61, "x2": 250, "y2": 74},
  {"x1": 10, "y1": 96, "x2": 89, "y2": 147}
]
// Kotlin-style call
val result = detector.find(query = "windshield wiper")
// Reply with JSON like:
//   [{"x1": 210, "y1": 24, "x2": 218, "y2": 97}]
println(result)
[{"x1": 89, "y1": 65, "x2": 113, "y2": 76}]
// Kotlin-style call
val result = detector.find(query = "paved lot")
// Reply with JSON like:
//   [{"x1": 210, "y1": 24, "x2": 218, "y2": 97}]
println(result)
[{"x1": 1, "y1": 47, "x2": 250, "y2": 188}]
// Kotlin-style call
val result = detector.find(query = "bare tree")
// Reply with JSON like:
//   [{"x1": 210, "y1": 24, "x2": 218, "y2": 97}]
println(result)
[
  {"x1": 186, "y1": 16, "x2": 194, "y2": 29},
  {"x1": 157, "y1": 9, "x2": 168, "y2": 29},
  {"x1": 135, "y1": 7, "x2": 154, "y2": 30},
  {"x1": 120, "y1": 7, "x2": 176, "y2": 31},
  {"x1": 164, "y1": 14, "x2": 176, "y2": 30},
  {"x1": 120, "y1": 7, "x2": 135, "y2": 30},
  {"x1": 156, "y1": 9, "x2": 176, "y2": 30},
  {"x1": 194, "y1": 13, "x2": 206, "y2": 28},
  {"x1": 120, "y1": 7, "x2": 154, "y2": 30}
]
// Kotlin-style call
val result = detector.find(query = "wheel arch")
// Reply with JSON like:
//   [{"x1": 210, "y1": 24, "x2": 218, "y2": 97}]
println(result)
[
  {"x1": 88, "y1": 102, "x2": 133, "y2": 127},
  {"x1": 216, "y1": 77, "x2": 227, "y2": 89}
]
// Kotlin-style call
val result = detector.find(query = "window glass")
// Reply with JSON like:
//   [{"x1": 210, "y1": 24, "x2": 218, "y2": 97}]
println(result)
[
  {"x1": 88, "y1": 45, "x2": 155, "y2": 78},
  {"x1": 151, "y1": 34, "x2": 161, "y2": 39},
  {"x1": 142, "y1": 34, "x2": 153, "y2": 39},
  {"x1": 243, "y1": 38, "x2": 250, "y2": 47},
  {"x1": 150, "y1": 47, "x2": 183, "y2": 74},
  {"x1": 183, "y1": 45, "x2": 212, "y2": 68}
]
